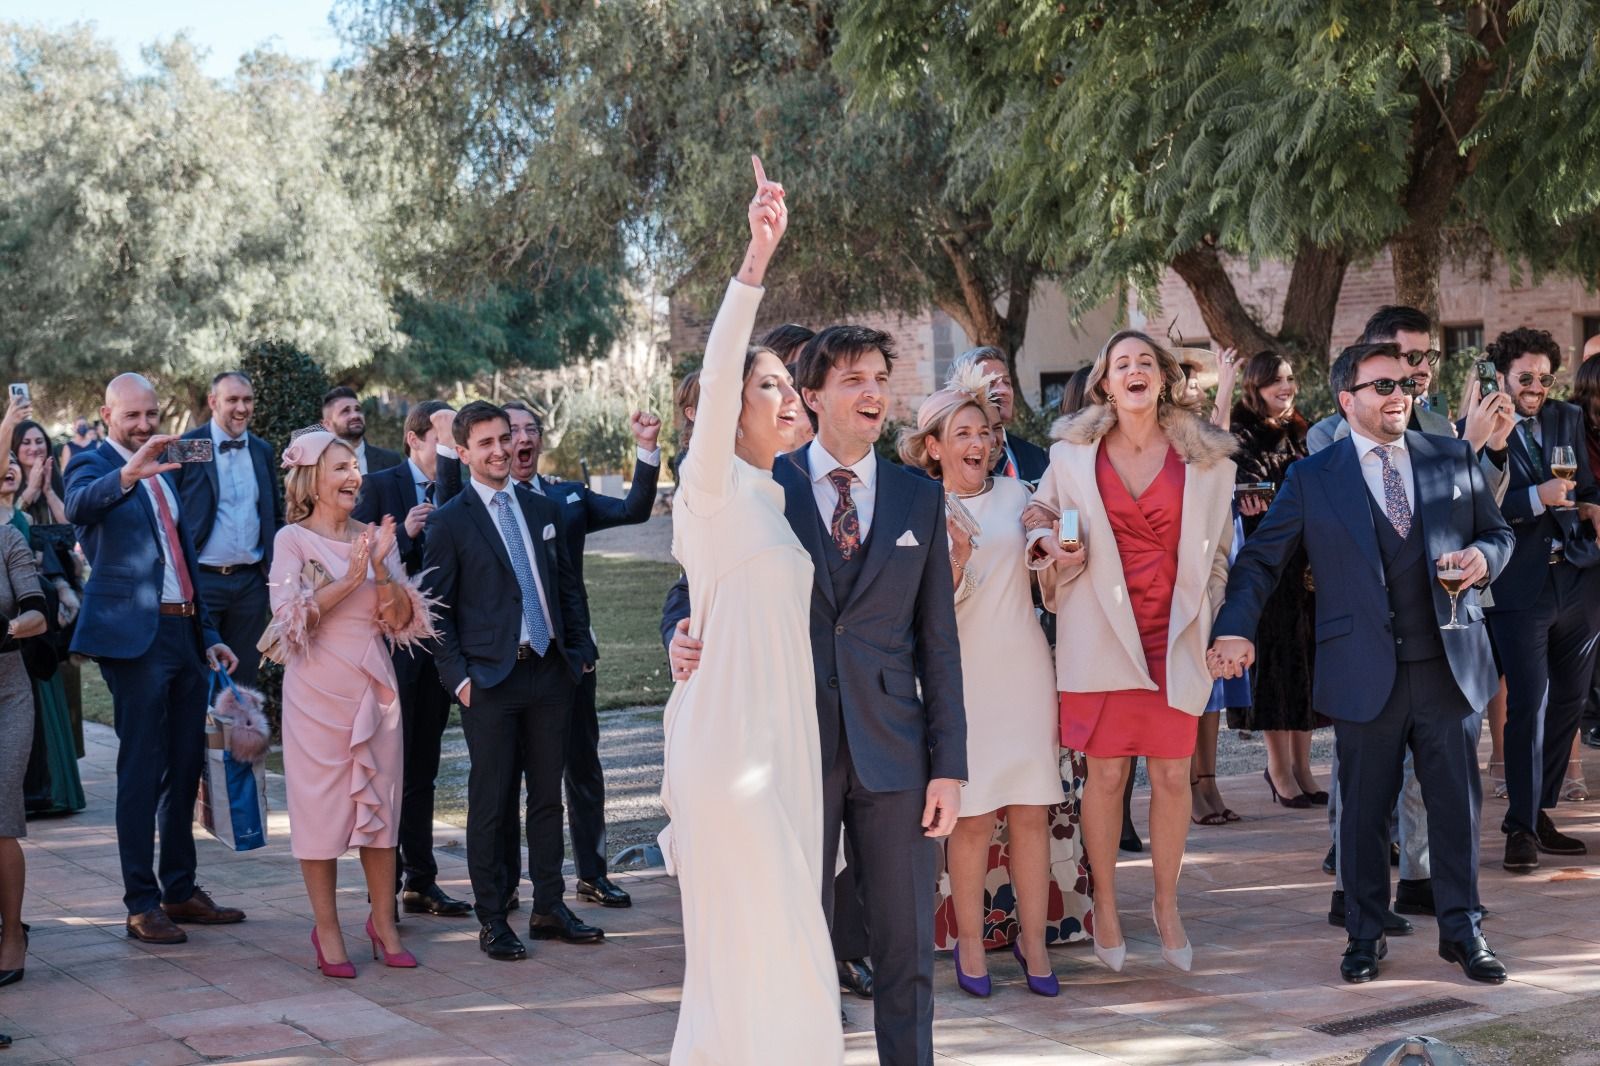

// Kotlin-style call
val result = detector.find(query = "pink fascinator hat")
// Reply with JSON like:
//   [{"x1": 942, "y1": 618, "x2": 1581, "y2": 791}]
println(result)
[{"x1": 280, "y1": 430, "x2": 347, "y2": 469}]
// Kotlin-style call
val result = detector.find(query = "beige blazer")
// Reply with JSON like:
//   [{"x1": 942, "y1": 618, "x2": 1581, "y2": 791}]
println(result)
[{"x1": 1029, "y1": 404, "x2": 1238, "y2": 716}]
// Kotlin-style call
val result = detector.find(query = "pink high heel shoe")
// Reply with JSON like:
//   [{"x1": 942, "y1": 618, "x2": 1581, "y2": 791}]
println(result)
[
  {"x1": 311, "y1": 928, "x2": 356, "y2": 979},
  {"x1": 366, "y1": 916, "x2": 417, "y2": 968}
]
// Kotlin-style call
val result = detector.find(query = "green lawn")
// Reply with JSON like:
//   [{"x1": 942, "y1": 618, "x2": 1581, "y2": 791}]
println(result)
[{"x1": 78, "y1": 554, "x2": 680, "y2": 728}]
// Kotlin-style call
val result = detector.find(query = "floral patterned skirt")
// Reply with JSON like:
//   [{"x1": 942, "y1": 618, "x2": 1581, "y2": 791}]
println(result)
[{"x1": 933, "y1": 749, "x2": 1092, "y2": 949}]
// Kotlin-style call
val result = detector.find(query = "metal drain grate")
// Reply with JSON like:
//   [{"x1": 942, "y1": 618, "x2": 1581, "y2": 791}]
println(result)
[{"x1": 1309, "y1": 997, "x2": 1475, "y2": 1037}]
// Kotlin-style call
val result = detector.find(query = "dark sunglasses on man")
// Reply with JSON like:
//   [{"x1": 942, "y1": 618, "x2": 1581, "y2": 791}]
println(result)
[
  {"x1": 1348, "y1": 377, "x2": 1424, "y2": 397},
  {"x1": 1401, "y1": 349, "x2": 1441, "y2": 368},
  {"x1": 1513, "y1": 372, "x2": 1557, "y2": 389}
]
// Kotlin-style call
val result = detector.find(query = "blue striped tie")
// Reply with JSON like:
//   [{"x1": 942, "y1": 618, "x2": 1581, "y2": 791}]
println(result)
[{"x1": 493, "y1": 490, "x2": 551, "y2": 656}]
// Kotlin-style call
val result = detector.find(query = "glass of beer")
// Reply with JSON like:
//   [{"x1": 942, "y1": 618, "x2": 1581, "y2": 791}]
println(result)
[
  {"x1": 1437, "y1": 558, "x2": 1468, "y2": 630},
  {"x1": 1550, "y1": 445, "x2": 1578, "y2": 509}
]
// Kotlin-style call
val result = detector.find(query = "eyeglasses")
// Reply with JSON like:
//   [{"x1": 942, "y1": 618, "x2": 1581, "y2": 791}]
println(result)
[
  {"x1": 1401, "y1": 349, "x2": 1441, "y2": 368},
  {"x1": 1348, "y1": 377, "x2": 1423, "y2": 396},
  {"x1": 1514, "y1": 373, "x2": 1557, "y2": 389}
]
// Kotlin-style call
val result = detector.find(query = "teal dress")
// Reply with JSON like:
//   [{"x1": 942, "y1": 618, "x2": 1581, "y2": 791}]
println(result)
[{"x1": 10, "y1": 508, "x2": 83, "y2": 814}]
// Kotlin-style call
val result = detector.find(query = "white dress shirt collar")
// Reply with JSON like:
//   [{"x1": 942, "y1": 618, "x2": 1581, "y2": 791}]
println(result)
[
  {"x1": 808, "y1": 438, "x2": 877, "y2": 491},
  {"x1": 1348, "y1": 426, "x2": 1408, "y2": 463}
]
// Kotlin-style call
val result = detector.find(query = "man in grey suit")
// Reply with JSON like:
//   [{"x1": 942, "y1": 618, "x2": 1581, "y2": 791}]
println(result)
[
  {"x1": 1310, "y1": 305, "x2": 1515, "y2": 929},
  {"x1": 665, "y1": 325, "x2": 965, "y2": 1066}
]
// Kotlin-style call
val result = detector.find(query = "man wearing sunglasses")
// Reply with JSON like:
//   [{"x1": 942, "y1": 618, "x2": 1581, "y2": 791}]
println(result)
[
  {"x1": 1210, "y1": 342, "x2": 1513, "y2": 985},
  {"x1": 1483, "y1": 327, "x2": 1600, "y2": 875},
  {"x1": 1307, "y1": 306, "x2": 1512, "y2": 933}
]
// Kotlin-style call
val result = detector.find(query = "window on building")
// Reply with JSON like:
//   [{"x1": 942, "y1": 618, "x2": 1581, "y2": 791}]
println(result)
[
  {"x1": 1581, "y1": 314, "x2": 1600, "y2": 347},
  {"x1": 1040, "y1": 371, "x2": 1075, "y2": 413},
  {"x1": 931, "y1": 311, "x2": 956, "y2": 385},
  {"x1": 1443, "y1": 324, "x2": 1484, "y2": 358}
]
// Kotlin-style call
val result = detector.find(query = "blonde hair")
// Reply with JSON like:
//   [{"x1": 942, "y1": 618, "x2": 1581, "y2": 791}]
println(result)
[
  {"x1": 284, "y1": 438, "x2": 357, "y2": 524},
  {"x1": 1084, "y1": 329, "x2": 1200, "y2": 414},
  {"x1": 898, "y1": 390, "x2": 997, "y2": 478}
]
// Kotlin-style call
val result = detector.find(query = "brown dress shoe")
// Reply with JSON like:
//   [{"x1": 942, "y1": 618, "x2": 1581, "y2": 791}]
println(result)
[
  {"x1": 162, "y1": 886, "x2": 246, "y2": 925},
  {"x1": 127, "y1": 908, "x2": 188, "y2": 944}
]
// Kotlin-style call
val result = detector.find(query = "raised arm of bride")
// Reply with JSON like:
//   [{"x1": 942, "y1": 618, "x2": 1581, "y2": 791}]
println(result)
[{"x1": 678, "y1": 156, "x2": 788, "y2": 508}]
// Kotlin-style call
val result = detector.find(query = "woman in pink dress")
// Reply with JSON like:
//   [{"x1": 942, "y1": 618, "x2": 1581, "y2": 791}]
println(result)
[{"x1": 268, "y1": 431, "x2": 437, "y2": 978}]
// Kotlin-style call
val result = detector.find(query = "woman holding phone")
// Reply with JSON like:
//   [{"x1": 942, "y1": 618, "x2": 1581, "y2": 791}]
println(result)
[
  {"x1": 1226, "y1": 352, "x2": 1324, "y2": 808},
  {"x1": 1026, "y1": 330, "x2": 1236, "y2": 973}
]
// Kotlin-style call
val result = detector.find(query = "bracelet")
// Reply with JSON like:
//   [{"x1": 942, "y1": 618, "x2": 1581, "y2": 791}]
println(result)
[{"x1": 375, "y1": 574, "x2": 394, "y2": 587}]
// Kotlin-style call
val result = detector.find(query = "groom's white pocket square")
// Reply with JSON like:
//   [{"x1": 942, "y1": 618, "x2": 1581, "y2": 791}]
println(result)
[
  {"x1": 565, "y1": 492, "x2": 582, "y2": 504},
  {"x1": 896, "y1": 530, "x2": 919, "y2": 548},
  {"x1": 1452, "y1": 484, "x2": 1463, "y2": 500},
  {"x1": 542, "y1": 523, "x2": 557, "y2": 540}
]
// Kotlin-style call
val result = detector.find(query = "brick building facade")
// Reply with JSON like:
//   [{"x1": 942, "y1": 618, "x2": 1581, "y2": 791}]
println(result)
[{"x1": 667, "y1": 251, "x2": 1600, "y2": 420}]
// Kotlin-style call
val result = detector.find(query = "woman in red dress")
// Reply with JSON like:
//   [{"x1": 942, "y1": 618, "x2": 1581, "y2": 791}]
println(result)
[{"x1": 1027, "y1": 330, "x2": 1238, "y2": 974}]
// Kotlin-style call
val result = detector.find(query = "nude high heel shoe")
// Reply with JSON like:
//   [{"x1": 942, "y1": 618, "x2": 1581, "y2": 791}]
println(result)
[
  {"x1": 1152, "y1": 903, "x2": 1193, "y2": 973},
  {"x1": 1091, "y1": 918, "x2": 1126, "y2": 973}
]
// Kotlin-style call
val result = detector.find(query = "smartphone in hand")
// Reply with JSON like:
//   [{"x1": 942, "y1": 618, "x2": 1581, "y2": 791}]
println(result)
[
  {"x1": 8, "y1": 383, "x2": 28, "y2": 405},
  {"x1": 162, "y1": 439, "x2": 215, "y2": 464}
]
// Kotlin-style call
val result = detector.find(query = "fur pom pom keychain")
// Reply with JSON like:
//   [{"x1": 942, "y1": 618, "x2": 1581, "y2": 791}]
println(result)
[{"x1": 209, "y1": 670, "x2": 272, "y2": 764}]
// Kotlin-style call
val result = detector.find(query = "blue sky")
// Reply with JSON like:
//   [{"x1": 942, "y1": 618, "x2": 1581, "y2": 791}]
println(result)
[{"x1": 0, "y1": 1, "x2": 345, "y2": 78}]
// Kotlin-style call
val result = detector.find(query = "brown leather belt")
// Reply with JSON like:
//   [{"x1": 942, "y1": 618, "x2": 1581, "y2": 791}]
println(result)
[
  {"x1": 159, "y1": 602, "x2": 197, "y2": 617},
  {"x1": 198, "y1": 564, "x2": 246, "y2": 576},
  {"x1": 516, "y1": 643, "x2": 537, "y2": 660},
  {"x1": 1550, "y1": 550, "x2": 1566, "y2": 566}
]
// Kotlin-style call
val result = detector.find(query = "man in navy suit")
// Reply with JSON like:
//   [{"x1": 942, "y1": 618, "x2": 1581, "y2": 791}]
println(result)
[
  {"x1": 421, "y1": 401, "x2": 601, "y2": 962},
  {"x1": 66, "y1": 373, "x2": 246, "y2": 945},
  {"x1": 1211, "y1": 342, "x2": 1514, "y2": 986},
  {"x1": 496, "y1": 401, "x2": 661, "y2": 910},
  {"x1": 666, "y1": 326, "x2": 965, "y2": 1066},
  {"x1": 1480, "y1": 327, "x2": 1600, "y2": 873},
  {"x1": 351, "y1": 399, "x2": 473, "y2": 918},
  {"x1": 322, "y1": 385, "x2": 403, "y2": 475},
  {"x1": 175, "y1": 371, "x2": 282, "y2": 689}
]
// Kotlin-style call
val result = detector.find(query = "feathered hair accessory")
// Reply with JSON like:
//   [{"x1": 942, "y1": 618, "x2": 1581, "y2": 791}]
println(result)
[{"x1": 915, "y1": 364, "x2": 1001, "y2": 432}]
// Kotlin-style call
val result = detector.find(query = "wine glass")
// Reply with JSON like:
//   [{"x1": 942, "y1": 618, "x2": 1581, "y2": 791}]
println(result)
[
  {"x1": 1550, "y1": 445, "x2": 1577, "y2": 509},
  {"x1": 1436, "y1": 558, "x2": 1468, "y2": 631}
]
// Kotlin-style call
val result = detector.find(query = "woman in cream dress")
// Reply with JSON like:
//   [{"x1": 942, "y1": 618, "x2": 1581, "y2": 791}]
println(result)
[{"x1": 659, "y1": 160, "x2": 842, "y2": 1063}]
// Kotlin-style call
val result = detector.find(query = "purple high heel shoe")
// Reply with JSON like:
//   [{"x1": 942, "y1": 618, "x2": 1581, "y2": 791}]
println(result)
[
  {"x1": 953, "y1": 942, "x2": 991, "y2": 998},
  {"x1": 1011, "y1": 939, "x2": 1060, "y2": 997}
]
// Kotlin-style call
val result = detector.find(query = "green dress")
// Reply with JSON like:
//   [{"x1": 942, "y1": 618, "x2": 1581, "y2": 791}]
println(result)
[{"x1": 10, "y1": 508, "x2": 84, "y2": 814}]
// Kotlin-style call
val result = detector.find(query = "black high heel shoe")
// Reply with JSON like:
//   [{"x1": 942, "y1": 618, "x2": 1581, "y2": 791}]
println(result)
[
  {"x1": 1263, "y1": 769, "x2": 1313, "y2": 809},
  {"x1": 0, "y1": 922, "x2": 29, "y2": 988}
]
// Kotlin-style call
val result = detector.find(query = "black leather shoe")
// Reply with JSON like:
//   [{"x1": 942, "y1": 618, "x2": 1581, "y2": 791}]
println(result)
[
  {"x1": 1504, "y1": 829, "x2": 1540, "y2": 873},
  {"x1": 1394, "y1": 878, "x2": 1435, "y2": 916},
  {"x1": 1328, "y1": 891, "x2": 1412, "y2": 936},
  {"x1": 576, "y1": 876, "x2": 632, "y2": 909},
  {"x1": 401, "y1": 883, "x2": 473, "y2": 917},
  {"x1": 479, "y1": 919, "x2": 526, "y2": 961},
  {"x1": 1582, "y1": 726, "x2": 1600, "y2": 750},
  {"x1": 1321, "y1": 844, "x2": 1337, "y2": 876},
  {"x1": 1340, "y1": 935, "x2": 1387, "y2": 984},
  {"x1": 837, "y1": 957, "x2": 874, "y2": 999},
  {"x1": 1535, "y1": 811, "x2": 1587, "y2": 856},
  {"x1": 1119, "y1": 826, "x2": 1144, "y2": 853},
  {"x1": 529, "y1": 901, "x2": 604, "y2": 943},
  {"x1": 1439, "y1": 935, "x2": 1507, "y2": 984}
]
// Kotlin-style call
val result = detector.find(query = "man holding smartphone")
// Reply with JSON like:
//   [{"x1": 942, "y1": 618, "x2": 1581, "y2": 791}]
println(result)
[{"x1": 176, "y1": 371, "x2": 282, "y2": 689}]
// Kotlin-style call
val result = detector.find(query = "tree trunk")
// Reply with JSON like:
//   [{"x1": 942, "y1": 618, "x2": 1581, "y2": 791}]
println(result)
[
  {"x1": 1169, "y1": 242, "x2": 1281, "y2": 356},
  {"x1": 1278, "y1": 239, "x2": 1350, "y2": 358},
  {"x1": 1389, "y1": 227, "x2": 1442, "y2": 324}
]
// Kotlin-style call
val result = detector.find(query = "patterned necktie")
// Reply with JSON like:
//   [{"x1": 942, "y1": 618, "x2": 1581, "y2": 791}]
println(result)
[
  {"x1": 828, "y1": 468, "x2": 861, "y2": 560},
  {"x1": 1519, "y1": 418, "x2": 1545, "y2": 478},
  {"x1": 150, "y1": 478, "x2": 195, "y2": 602},
  {"x1": 492, "y1": 490, "x2": 551, "y2": 655},
  {"x1": 1376, "y1": 445, "x2": 1412, "y2": 539},
  {"x1": 423, "y1": 481, "x2": 435, "y2": 505}
]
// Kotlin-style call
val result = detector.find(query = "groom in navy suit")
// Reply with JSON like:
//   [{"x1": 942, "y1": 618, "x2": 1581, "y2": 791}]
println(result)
[
  {"x1": 666, "y1": 325, "x2": 965, "y2": 1066},
  {"x1": 1211, "y1": 342, "x2": 1513, "y2": 986},
  {"x1": 66, "y1": 373, "x2": 246, "y2": 944}
]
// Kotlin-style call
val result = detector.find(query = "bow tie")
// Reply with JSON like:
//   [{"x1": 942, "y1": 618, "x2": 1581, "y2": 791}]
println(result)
[{"x1": 218, "y1": 438, "x2": 246, "y2": 452}]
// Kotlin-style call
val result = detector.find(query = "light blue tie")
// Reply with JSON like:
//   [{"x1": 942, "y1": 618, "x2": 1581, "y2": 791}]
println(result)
[{"x1": 492, "y1": 490, "x2": 551, "y2": 656}]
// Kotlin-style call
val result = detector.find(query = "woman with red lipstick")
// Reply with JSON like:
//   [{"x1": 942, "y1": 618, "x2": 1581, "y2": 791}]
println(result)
[{"x1": 1026, "y1": 329, "x2": 1237, "y2": 975}]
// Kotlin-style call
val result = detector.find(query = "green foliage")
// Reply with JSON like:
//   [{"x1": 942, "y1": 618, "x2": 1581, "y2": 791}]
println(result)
[
  {"x1": 240, "y1": 339, "x2": 329, "y2": 455},
  {"x1": 0, "y1": 27, "x2": 398, "y2": 400}
]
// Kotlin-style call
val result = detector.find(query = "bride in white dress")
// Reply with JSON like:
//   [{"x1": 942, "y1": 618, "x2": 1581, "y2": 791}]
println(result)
[{"x1": 659, "y1": 159, "x2": 843, "y2": 1064}]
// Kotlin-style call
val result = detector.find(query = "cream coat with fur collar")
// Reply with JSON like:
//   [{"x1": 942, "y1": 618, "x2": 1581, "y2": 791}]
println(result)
[{"x1": 1029, "y1": 403, "x2": 1238, "y2": 717}]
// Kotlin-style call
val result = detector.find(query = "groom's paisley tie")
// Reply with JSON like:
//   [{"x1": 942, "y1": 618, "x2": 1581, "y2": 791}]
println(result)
[{"x1": 828, "y1": 468, "x2": 860, "y2": 560}]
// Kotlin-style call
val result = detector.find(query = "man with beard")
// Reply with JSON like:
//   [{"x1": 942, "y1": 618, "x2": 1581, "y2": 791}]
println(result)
[
  {"x1": 322, "y1": 386, "x2": 402, "y2": 475},
  {"x1": 1482, "y1": 327, "x2": 1600, "y2": 872},
  {"x1": 176, "y1": 371, "x2": 282, "y2": 689},
  {"x1": 65, "y1": 373, "x2": 245, "y2": 943}
]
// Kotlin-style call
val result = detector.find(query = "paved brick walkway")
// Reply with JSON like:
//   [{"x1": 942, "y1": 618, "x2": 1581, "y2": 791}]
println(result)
[{"x1": 4, "y1": 723, "x2": 1599, "y2": 1064}]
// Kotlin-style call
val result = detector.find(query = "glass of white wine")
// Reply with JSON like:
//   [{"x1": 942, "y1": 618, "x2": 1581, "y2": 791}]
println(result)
[
  {"x1": 1550, "y1": 445, "x2": 1578, "y2": 510},
  {"x1": 1436, "y1": 558, "x2": 1469, "y2": 630}
]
